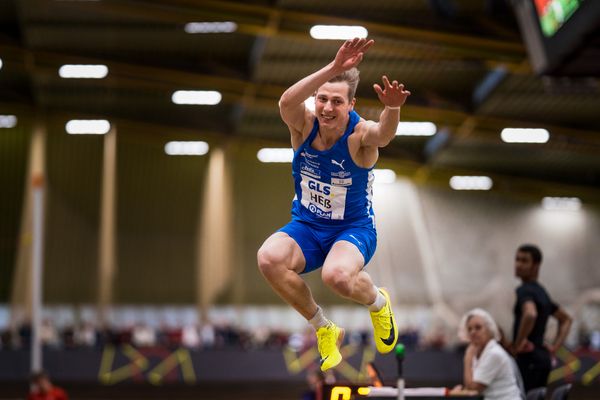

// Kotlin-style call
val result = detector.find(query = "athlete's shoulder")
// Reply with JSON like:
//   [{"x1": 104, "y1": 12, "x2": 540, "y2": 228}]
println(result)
[{"x1": 292, "y1": 115, "x2": 318, "y2": 150}]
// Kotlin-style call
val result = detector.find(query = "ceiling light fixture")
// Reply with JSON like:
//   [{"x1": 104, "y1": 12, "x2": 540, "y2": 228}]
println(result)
[
  {"x1": 59, "y1": 64, "x2": 108, "y2": 79},
  {"x1": 257, "y1": 148, "x2": 293, "y2": 163},
  {"x1": 542, "y1": 197, "x2": 581, "y2": 211},
  {"x1": 501, "y1": 128, "x2": 549, "y2": 143},
  {"x1": 172, "y1": 90, "x2": 222, "y2": 105},
  {"x1": 184, "y1": 22, "x2": 237, "y2": 34},
  {"x1": 66, "y1": 119, "x2": 110, "y2": 135},
  {"x1": 449, "y1": 176, "x2": 493, "y2": 190},
  {"x1": 395, "y1": 122, "x2": 437, "y2": 136},
  {"x1": 164, "y1": 141, "x2": 209, "y2": 156},
  {"x1": 0, "y1": 115, "x2": 17, "y2": 128},
  {"x1": 310, "y1": 25, "x2": 368, "y2": 40}
]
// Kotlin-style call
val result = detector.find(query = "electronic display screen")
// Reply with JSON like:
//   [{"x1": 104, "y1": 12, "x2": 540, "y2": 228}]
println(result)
[
  {"x1": 512, "y1": 0, "x2": 599, "y2": 74},
  {"x1": 534, "y1": 0, "x2": 584, "y2": 37}
]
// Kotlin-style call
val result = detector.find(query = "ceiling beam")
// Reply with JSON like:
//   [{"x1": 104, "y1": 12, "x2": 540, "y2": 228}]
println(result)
[
  {"x1": 37, "y1": 0, "x2": 526, "y2": 65},
  {"x1": 1, "y1": 43, "x2": 598, "y2": 147}
]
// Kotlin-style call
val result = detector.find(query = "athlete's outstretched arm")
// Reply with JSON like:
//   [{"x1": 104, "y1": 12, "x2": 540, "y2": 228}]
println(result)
[
  {"x1": 361, "y1": 75, "x2": 411, "y2": 148},
  {"x1": 279, "y1": 38, "x2": 374, "y2": 133}
]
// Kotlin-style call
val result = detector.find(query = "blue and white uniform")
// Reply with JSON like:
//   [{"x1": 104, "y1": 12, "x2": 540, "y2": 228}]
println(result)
[{"x1": 279, "y1": 110, "x2": 377, "y2": 273}]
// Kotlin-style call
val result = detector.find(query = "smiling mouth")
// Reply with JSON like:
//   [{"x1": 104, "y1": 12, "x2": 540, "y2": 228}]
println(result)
[{"x1": 321, "y1": 115, "x2": 335, "y2": 121}]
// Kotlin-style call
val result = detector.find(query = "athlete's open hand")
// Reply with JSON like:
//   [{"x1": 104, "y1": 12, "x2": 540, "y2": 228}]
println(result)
[
  {"x1": 373, "y1": 76, "x2": 411, "y2": 108},
  {"x1": 333, "y1": 38, "x2": 374, "y2": 72}
]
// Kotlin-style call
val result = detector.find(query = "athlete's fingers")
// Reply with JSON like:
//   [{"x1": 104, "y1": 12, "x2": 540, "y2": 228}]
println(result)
[
  {"x1": 373, "y1": 83, "x2": 384, "y2": 96},
  {"x1": 382, "y1": 75, "x2": 391, "y2": 88}
]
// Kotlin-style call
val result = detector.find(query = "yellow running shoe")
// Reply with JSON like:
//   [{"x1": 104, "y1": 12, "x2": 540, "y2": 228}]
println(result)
[
  {"x1": 370, "y1": 288, "x2": 398, "y2": 354},
  {"x1": 316, "y1": 322, "x2": 345, "y2": 371}
]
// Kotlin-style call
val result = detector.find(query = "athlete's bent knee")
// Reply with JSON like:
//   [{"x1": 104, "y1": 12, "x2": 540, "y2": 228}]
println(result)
[
  {"x1": 322, "y1": 266, "x2": 352, "y2": 297},
  {"x1": 257, "y1": 246, "x2": 287, "y2": 278}
]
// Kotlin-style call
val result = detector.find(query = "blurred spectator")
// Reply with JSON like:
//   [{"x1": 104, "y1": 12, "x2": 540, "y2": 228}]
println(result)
[
  {"x1": 252, "y1": 326, "x2": 271, "y2": 349},
  {"x1": 200, "y1": 323, "x2": 215, "y2": 348},
  {"x1": 165, "y1": 325, "x2": 183, "y2": 349},
  {"x1": 74, "y1": 321, "x2": 97, "y2": 347},
  {"x1": 153, "y1": 321, "x2": 182, "y2": 349},
  {"x1": 181, "y1": 323, "x2": 200, "y2": 349},
  {"x1": 19, "y1": 323, "x2": 32, "y2": 348},
  {"x1": 61, "y1": 325, "x2": 75, "y2": 349},
  {"x1": 1, "y1": 328, "x2": 17, "y2": 349},
  {"x1": 132, "y1": 322, "x2": 156, "y2": 347},
  {"x1": 288, "y1": 332, "x2": 304, "y2": 351},
  {"x1": 591, "y1": 330, "x2": 600, "y2": 351},
  {"x1": 40, "y1": 319, "x2": 60, "y2": 348},
  {"x1": 422, "y1": 328, "x2": 447, "y2": 350},
  {"x1": 399, "y1": 326, "x2": 420, "y2": 350},
  {"x1": 301, "y1": 326, "x2": 317, "y2": 351},
  {"x1": 28, "y1": 371, "x2": 68, "y2": 400},
  {"x1": 450, "y1": 308, "x2": 524, "y2": 400}
]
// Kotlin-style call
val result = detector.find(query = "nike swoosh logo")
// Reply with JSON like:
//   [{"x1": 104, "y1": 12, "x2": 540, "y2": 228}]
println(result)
[
  {"x1": 319, "y1": 356, "x2": 328, "y2": 366},
  {"x1": 380, "y1": 315, "x2": 396, "y2": 346}
]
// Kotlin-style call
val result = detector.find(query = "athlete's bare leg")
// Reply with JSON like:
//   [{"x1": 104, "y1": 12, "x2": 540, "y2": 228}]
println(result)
[
  {"x1": 321, "y1": 240, "x2": 378, "y2": 305},
  {"x1": 257, "y1": 232, "x2": 319, "y2": 319}
]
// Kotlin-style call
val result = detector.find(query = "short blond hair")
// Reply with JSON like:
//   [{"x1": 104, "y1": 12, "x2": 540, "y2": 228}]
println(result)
[{"x1": 328, "y1": 68, "x2": 360, "y2": 101}]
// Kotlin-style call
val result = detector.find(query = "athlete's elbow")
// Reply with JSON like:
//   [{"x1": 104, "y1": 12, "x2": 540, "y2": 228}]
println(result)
[{"x1": 278, "y1": 93, "x2": 296, "y2": 110}]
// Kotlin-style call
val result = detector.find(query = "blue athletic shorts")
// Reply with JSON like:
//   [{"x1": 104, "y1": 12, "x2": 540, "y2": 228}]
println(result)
[{"x1": 278, "y1": 219, "x2": 377, "y2": 274}]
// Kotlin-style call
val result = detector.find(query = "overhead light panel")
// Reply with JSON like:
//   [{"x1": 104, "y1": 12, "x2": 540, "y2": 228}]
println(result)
[
  {"x1": 66, "y1": 119, "x2": 110, "y2": 135},
  {"x1": 257, "y1": 148, "x2": 293, "y2": 163},
  {"x1": 0, "y1": 115, "x2": 17, "y2": 128},
  {"x1": 501, "y1": 128, "x2": 549, "y2": 143},
  {"x1": 449, "y1": 176, "x2": 493, "y2": 191},
  {"x1": 172, "y1": 90, "x2": 222, "y2": 105},
  {"x1": 0, "y1": 58, "x2": 3, "y2": 70},
  {"x1": 59, "y1": 64, "x2": 108, "y2": 79},
  {"x1": 310, "y1": 25, "x2": 368, "y2": 40},
  {"x1": 395, "y1": 122, "x2": 437, "y2": 136},
  {"x1": 164, "y1": 141, "x2": 209, "y2": 156},
  {"x1": 542, "y1": 197, "x2": 581, "y2": 211},
  {"x1": 184, "y1": 22, "x2": 237, "y2": 34},
  {"x1": 373, "y1": 169, "x2": 396, "y2": 184}
]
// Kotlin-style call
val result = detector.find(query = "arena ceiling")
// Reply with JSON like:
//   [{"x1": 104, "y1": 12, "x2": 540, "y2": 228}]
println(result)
[{"x1": 1, "y1": 0, "x2": 599, "y2": 201}]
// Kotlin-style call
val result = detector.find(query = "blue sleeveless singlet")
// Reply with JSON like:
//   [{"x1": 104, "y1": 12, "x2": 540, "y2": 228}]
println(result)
[{"x1": 290, "y1": 110, "x2": 375, "y2": 228}]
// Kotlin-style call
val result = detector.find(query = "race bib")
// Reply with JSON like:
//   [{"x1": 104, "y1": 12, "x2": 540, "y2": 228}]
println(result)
[{"x1": 300, "y1": 174, "x2": 347, "y2": 220}]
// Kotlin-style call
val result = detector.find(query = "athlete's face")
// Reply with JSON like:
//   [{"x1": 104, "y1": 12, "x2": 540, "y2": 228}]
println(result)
[
  {"x1": 314, "y1": 81, "x2": 355, "y2": 131},
  {"x1": 466, "y1": 315, "x2": 492, "y2": 348},
  {"x1": 515, "y1": 251, "x2": 537, "y2": 280}
]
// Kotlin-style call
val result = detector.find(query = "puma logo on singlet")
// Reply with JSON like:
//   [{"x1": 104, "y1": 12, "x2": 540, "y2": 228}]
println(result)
[{"x1": 331, "y1": 159, "x2": 345, "y2": 170}]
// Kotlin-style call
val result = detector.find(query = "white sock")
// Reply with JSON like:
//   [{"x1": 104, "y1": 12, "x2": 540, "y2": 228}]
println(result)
[
  {"x1": 368, "y1": 287, "x2": 386, "y2": 312},
  {"x1": 308, "y1": 306, "x2": 330, "y2": 330}
]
